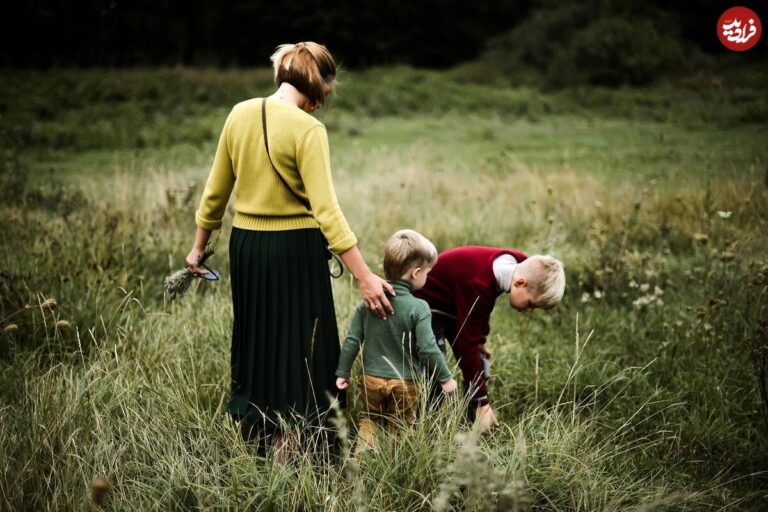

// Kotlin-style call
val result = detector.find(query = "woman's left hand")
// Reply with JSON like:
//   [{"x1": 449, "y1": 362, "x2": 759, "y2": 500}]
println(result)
[
  {"x1": 338, "y1": 245, "x2": 396, "y2": 320},
  {"x1": 360, "y1": 271, "x2": 395, "y2": 319}
]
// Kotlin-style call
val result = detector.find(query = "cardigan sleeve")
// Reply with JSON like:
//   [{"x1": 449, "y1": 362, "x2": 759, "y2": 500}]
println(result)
[
  {"x1": 296, "y1": 125, "x2": 357, "y2": 253},
  {"x1": 195, "y1": 110, "x2": 236, "y2": 230}
]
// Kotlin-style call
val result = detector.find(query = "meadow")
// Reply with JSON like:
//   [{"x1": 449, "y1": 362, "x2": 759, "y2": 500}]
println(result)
[{"x1": 1, "y1": 66, "x2": 767, "y2": 510}]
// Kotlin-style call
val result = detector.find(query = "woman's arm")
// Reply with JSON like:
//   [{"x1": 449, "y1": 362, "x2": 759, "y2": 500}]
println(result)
[
  {"x1": 185, "y1": 226, "x2": 212, "y2": 275},
  {"x1": 339, "y1": 245, "x2": 394, "y2": 320},
  {"x1": 187, "y1": 109, "x2": 235, "y2": 275},
  {"x1": 295, "y1": 126, "x2": 394, "y2": 319},
  {"x1": 196, "y1": 108, "x2": 236, "y2": 232},
  {"x1": 296, "y1": 125, "x2": 357, "y2": 253}
]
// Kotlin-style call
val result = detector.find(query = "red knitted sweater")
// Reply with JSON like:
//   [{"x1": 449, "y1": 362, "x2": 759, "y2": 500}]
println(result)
[{"x1": 414, "y1": 246, "x2": 527, "y2": 403}]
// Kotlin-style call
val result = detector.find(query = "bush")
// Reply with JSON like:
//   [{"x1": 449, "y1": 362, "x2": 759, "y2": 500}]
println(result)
[
  {"x1": 478, "y1": 2, "x2": 705, "y2": 88},
  {"x1": 482, "y1": 2, "x2": 595, "y2": 86},
  {"x1": 563, "y1": 17, "x2": 688, "y2": 86}
]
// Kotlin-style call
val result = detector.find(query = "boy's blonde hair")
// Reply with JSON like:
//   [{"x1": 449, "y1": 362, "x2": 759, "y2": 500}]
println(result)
[
  {"x1": 270, "y1": 42, "x2": 336, "y2": 105},
  {"x1": 522, "y1": 255, "x2": 566, "y2": 309},
  {"x1": 383, "y1": 229, "x2": 438, "y2": 281}
]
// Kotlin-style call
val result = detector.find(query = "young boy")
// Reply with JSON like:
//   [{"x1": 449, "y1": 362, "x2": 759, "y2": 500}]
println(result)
[
  {"x1": 336, "y1": 229, "x2": 458, "y2": 450},
  {"x1": 414, "y1": 246, "x2": 565, "y2": 432}
]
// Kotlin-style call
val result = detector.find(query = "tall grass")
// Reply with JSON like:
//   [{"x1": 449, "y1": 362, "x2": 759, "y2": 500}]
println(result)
[{"x1": 1, "y1": 68, "x2": 767, "y2": 510}]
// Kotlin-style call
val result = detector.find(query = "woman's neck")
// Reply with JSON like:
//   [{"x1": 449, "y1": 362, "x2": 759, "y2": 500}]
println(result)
[{"x1": 269, "y1": 83, "x2": 311, "y2": 110}]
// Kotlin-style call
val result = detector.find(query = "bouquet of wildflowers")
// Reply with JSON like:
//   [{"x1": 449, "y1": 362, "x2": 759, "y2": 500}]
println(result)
[{"x1": 163, "y1": 246, "x2": 216, "y2": 301}]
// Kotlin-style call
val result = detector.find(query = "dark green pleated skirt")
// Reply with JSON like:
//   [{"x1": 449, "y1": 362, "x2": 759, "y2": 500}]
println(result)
[{"x1": 227, "y1": 227, "x2": 345, "y2": 429}]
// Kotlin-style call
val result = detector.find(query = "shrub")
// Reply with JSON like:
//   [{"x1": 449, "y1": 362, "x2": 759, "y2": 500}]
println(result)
[
  {"x1": 564, "y1": 17, "x2": 688, "y2": 86},
  {"x1": 478, "y1": 2, "x2": 705, "y2": 88}
]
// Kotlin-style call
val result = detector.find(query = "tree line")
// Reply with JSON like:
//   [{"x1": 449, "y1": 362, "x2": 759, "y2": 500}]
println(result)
[{"x1": 1, "y1": 0, "x2": 764, "y2": 72}]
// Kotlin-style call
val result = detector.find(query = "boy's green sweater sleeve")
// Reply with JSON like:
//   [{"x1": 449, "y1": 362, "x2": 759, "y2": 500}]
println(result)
[
  {"x1": 414, "y1": 302, "x2": 453, "y2": 383},
  {"x1": 336, "y1": 303, "x2": 365, "y2": 379}
]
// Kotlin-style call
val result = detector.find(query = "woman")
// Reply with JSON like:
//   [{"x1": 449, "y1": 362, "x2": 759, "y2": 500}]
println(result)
[{"x1": 186, "y1": 42, "x2": 393, "y2": 452}]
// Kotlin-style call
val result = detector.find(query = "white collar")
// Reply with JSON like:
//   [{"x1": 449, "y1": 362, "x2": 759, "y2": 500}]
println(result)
[{"x1": 493, "y1": 253, "x2": 518, "y2": 293}]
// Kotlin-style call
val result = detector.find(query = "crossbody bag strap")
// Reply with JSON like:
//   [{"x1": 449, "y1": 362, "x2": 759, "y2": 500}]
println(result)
[
  {"x1": 261, "y1": 98, "x2": 310, "y2": 209},
  {"x1": 261, "y1": 98, "x2": 343, "y2": 278}
]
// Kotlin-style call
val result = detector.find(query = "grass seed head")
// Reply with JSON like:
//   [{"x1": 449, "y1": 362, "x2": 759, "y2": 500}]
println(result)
[
  {"x1": 164, "y1": 246, "x2": 215, "y2": 301},
  {"x1": 41, "y1": 298, "x2": 57, "y2": 310},
  {"x1": 163, "y1": 268, "x2": 194, "y2": 301}
]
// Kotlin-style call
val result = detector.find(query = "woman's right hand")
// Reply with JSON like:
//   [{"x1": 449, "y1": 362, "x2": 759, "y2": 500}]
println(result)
[
  {"x1": 186, "y1": 227, "x2": 213, "y2": 276},
  {"x1": 185, "y1": 246, "x2": 207, "y2": 276}
]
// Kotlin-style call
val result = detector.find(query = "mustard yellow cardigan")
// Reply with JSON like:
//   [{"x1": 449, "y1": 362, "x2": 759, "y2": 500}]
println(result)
[{"x1": 195, "y1": 98, "x2": 357, "y2": 254}]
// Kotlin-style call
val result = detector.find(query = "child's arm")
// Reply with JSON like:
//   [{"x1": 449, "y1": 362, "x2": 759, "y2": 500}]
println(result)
[
  {"x1": 335, "y1": 302, "x2": 366, "y2": 389},
  {"x1": 414, "y1": 302, "x2": 455, "y2": 388},
  {"x1": 452, "y1": 296, "x2": 494, "y2": 405}
]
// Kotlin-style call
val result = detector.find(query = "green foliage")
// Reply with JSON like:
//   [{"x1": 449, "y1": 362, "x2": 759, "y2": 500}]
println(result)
[
  {"x1": 1, "y1": 68, "x2": 767, "y2": 510},
  {"x1": 564, "y1": 17, "x2": 687, "y2": 86},
  {"x1": 0, "y1": 139, "x2": 27, "y2": 201},
  {"x1": 479, "y1": 1, "x2": 712, "y2": 88},
  {"x1": 1, "y1": 69, "x2": 273, "y2": 151}
]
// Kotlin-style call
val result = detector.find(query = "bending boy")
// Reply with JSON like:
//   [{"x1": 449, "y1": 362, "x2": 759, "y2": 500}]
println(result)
[{"x1": 414, "y1": 246, "x2": 565, "y2": 432}]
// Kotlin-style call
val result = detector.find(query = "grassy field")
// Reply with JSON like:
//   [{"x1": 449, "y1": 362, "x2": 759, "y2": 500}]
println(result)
[{"x1": 1, "y1": 66, "x2": 767, "y2": 510}]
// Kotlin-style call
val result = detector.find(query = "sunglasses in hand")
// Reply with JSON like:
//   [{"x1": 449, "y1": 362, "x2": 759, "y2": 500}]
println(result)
[{"x1": 195, "y1": 263, "x2": 220, "y2": 281}]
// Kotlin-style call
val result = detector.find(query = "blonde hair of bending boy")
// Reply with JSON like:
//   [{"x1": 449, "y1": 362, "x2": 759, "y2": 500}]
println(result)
[
  {"x1": 516, "y1": 254, "x2": 566, "y2": 309},
  {"x1": 383, "y1": 229, "x2": 438, "y2": 281},
  {"x1": 270, "y1": 42, "x2": 336, "y2": 106}
]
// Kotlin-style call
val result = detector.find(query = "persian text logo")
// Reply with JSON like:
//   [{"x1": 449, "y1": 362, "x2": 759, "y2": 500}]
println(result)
[{"x1": 718, "y1": 6, "x2": 762, "y2": 51}]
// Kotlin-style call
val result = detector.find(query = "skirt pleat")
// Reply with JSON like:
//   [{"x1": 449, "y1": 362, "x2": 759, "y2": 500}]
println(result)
[{"x1": 227, "y1": 227, "x2": 344, "y2": 428}]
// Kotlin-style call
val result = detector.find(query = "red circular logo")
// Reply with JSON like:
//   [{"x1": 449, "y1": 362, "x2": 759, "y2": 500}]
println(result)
[{"x1": 718, "y1": 7, "x2": 762, "y2": 51}]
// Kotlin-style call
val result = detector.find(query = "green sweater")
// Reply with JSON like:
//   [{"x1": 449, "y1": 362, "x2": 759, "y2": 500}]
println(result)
[
  {"x1": 195, "y1": 98, "x2": 357, "y2": 254},
  {"x1": 336, "y1": 280, "x2": 453, "y2": 383}
]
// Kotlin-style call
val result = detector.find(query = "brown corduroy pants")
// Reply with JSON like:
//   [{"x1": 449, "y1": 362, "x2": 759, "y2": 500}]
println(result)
[{"x1": 356, "y1": 374, "x2": 419, "y2": 451}]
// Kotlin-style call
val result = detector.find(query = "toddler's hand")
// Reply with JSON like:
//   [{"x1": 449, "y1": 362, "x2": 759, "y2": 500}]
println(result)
[
  {"x1": 336, "y1": 377, "x2": 350, "y2": 390},
  {"x1": 441, "y1": 378, "x2": 457, "y2": 394}
]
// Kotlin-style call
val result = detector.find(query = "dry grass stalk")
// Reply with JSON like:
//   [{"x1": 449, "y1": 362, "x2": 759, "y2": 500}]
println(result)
[
  {"x1": 163, "y1": 246, "x2": 215, "y2": 301},
  {"x1": 433, "y1": 429, "x2": 531, "y2": 512}
]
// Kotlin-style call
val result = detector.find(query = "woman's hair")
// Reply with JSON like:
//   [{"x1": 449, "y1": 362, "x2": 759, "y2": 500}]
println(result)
[
  {"x1": 383, "y1": 229, "x2": 438, "y2": 281},
  {"x1": 270, "y1": 42, "x2": 337, "y2": 105}
]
